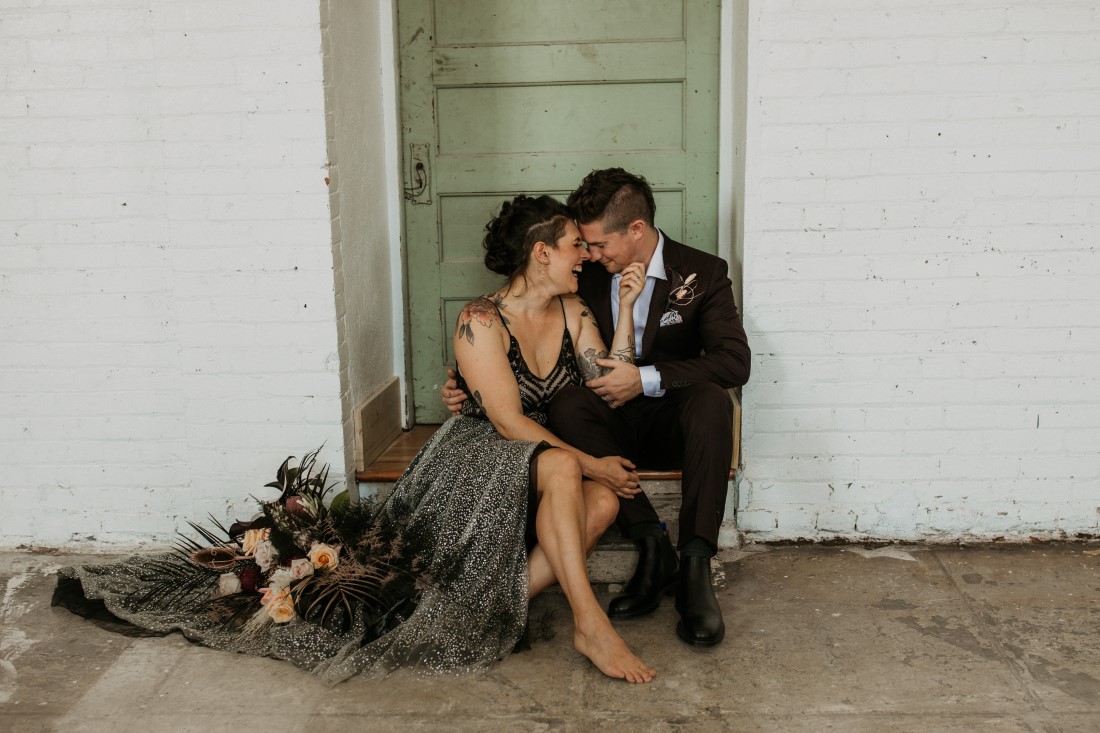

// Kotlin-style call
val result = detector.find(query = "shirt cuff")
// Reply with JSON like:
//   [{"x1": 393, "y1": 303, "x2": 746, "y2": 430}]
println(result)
[{"x1": 640, "y1": 366, "x2": 665, "y2": 398}]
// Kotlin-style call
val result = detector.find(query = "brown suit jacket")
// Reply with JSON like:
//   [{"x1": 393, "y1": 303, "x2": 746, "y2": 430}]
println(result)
[{"x1": 577, "y1": 234, "x2": 751, "y2": 391}]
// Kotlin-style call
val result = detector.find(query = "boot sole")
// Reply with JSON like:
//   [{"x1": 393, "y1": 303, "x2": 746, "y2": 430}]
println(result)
[
  {"x1": 606, "y1": 580, "x2": 678, "y2": 620},
  {"x1": 676, "y1": 621, "x2": 725, "y2": 646}
]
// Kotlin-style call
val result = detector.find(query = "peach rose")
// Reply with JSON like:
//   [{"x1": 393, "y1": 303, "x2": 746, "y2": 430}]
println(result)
[
  {"x1": 308, "y1": 543, "x2": 340, "y2": 571},
  {"x1": 259, "y1": 586, "x2": 289, "y2": 607},
  {"x1": 241, "y1": 528, "x2": 270, "y2": 556},
  {"x1": 267, "y1": 596, "x2": 296, "y2": 624}
]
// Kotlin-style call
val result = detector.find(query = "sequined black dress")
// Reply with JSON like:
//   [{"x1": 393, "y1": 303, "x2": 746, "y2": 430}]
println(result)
[{"x1": 55, "y1": 296, "x2": 583, "y2": 682}]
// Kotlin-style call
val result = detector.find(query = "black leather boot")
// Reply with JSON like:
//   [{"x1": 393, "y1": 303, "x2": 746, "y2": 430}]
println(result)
[
  {"x1": 675, "y1": 554, "x2": 725, "y2": 645},
  {"x1": 608, "y1": 533, "x2": 679, "y2": 619}
]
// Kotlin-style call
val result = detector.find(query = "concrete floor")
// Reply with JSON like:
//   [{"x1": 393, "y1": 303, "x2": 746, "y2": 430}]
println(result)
[{"x1": 1, "y1": 543, "x2": 1098, "y2": 732}]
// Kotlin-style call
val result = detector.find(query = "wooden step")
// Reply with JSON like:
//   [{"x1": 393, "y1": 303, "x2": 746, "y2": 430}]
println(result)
[{"x1": 354, "y1": 424, "x2": 733, "y2": 483}]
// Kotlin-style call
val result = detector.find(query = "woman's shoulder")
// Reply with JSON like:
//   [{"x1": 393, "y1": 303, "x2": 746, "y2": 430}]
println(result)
[
  {"x1": 560, "y1": 293, "x2": 587, "y2": 314},
  {"x1": 455, "y1": 294, "x2": 509, "y2": 348}
]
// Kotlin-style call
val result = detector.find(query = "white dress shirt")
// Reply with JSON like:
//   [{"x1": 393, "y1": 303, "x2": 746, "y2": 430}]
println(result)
[{"x1": 609, "y1": 230, "x2": 667, "y2": 397}]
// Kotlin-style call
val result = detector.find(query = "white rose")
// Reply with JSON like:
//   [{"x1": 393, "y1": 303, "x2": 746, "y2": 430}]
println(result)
[
  {"x1": 216, "y1": 572, "x2": 241, "y2": 597},
  {"x1": 268, "y1": 567, "x2": 294, "y2": 592},
  {"x1": 253, "y1": 540, "x2": 278, "y2": 572},
  {"x1": 290, "y1": 558, "x2": 315, "y2": 580}
]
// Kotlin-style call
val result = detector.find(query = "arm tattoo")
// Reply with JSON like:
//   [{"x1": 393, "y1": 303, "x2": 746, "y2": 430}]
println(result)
[
  {"x1": 613, "y1": 335, "x2": 635, "y2": 363},
  {"x1": 579, "y1": 347, "x2": 610, "y2": 381},
  {"x1": 472, "y1": 390, "x2": 484, "y2": 408},
  {"x1": 456, "y1": 298, "x2": 499, "y2": 345},
  {"x1": 578, "y1": 298, "x2": 599, "y2": 326}
]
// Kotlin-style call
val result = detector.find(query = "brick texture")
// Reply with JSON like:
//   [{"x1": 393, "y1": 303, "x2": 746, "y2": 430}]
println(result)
[
  {"x1": 738, "y1": 1, "x2": 1100, "y2": 541},
  {"x1": 0, "y1": 1, "x2": 344, "y2": 548}
]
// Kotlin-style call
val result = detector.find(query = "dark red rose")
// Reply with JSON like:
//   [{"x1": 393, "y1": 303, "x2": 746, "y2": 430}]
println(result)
[{"x1": 237, "y1": 564, "x2": 262, "y2": 593}]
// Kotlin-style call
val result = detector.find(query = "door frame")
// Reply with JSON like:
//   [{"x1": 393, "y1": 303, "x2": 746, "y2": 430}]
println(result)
[{"x1": 374, "y1": 0, "x2": 747, "y2": 427}]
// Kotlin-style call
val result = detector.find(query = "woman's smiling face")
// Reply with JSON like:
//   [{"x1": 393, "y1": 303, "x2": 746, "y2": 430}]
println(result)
[{"x1": 543, "y1": 220, "x2": 589, "y2": 294}]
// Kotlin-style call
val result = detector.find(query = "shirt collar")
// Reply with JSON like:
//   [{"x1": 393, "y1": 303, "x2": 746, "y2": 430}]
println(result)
[{"x1": 648, "y1": 230, "x2": 667, "y2": 281}]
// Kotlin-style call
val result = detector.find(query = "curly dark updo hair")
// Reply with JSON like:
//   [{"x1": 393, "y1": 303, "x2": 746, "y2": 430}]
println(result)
[{"x1": 483, "y1": 195, "x2": 573, "y2": 281}]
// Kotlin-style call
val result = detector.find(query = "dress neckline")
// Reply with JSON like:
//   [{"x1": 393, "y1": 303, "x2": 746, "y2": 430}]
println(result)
[
  {"x1": 490, "y1": 295, "x2": 570, "y2": 382},
  {"x1": 507, "y1": 328, "x2": 571, "y2": 382}
]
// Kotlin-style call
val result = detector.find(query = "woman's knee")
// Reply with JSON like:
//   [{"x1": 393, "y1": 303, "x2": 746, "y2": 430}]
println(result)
[
  {"x1": 589, "y1": 484, "x2": 620, "y2": 530},
  {"x1": 537, "y1": 449, "x2": 582, "y2": 493}
]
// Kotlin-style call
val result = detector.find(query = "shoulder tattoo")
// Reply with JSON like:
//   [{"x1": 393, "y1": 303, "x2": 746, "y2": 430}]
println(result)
[
  {"x1": 456, "y1": 298, "x2": 500, "y2": 346},
  {"x1": 490, "y1": 293, "x2": 510, "y2": 326}
]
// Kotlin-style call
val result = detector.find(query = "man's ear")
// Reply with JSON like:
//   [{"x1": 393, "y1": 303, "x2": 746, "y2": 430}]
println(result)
[{"x1": 628, "y1": 219, "x2": 646, "y2": 240}]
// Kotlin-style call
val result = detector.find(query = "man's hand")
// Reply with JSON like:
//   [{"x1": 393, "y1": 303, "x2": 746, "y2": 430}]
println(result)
[
  {"x1": 440, "y1": 368, "x2": 467, "y2": 416},
  {"x1": 589, "y1": 455, "x2": 641, "y2": 498},
  {"x1": 586, "y1": 359, "x2": 643, "y2": 409}
]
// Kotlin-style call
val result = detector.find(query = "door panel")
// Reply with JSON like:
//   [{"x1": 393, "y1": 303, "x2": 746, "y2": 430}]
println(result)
[
  {"x1": 434, "y1": 1, "x2": 685, "y2": 45},
  {"x1": 399, "y1": 0, "x2": 719, "y2": 423},
  {"x1": 438, "y1": 83, "x2": 684, "y2": 154}
]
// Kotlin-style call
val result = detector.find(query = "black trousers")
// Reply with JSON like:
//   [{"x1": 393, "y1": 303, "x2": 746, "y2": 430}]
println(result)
[{"x1": 547, "y1": 383, "x2": 733, "y2": 549}]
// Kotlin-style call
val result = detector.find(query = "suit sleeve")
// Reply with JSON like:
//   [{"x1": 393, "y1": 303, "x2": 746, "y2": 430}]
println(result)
[{"x1": 651, "y1": 257, "x2": 751, "y2": 390}]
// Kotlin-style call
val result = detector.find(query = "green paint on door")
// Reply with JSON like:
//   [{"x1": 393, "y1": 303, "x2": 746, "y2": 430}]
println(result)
[{"x1": 398, "y1": 0, "x2": 721, "y2": 423}]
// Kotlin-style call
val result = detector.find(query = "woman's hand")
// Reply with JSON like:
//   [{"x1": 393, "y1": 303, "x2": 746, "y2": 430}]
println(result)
[
  {"x1": 617, "y1": 262, "x2": 646, "y2": 310},
  {"x1": 586, "y1": 455, "x2": 641, "y2": 498}
]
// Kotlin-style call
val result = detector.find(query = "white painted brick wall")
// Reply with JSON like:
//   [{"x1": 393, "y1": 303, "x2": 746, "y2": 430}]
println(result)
[
  {"x1": 739, "y1": 1, "x2": 1100, "y2": 541},
  {"x1": 0, "y1": 1, "x2": 344, "y2": 548}
]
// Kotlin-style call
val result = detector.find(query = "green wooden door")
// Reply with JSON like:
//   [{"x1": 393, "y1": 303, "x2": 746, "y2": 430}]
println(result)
[{"x1": 398, "y1": 0, "x2": 720, "y2": 423}]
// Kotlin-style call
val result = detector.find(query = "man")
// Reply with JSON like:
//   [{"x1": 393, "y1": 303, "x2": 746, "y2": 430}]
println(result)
[{"x1": 445, "y1": 169, "x2": 750, "y2": 646}]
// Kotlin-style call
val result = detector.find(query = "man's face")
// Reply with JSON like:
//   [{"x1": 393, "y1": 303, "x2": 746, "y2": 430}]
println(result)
[{"x1": 577, "y1": 219, "x2": 640, "y2": 275}]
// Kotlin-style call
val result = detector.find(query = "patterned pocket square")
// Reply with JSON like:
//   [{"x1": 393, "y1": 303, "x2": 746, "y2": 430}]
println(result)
[{"x1": 659, "y1": 310, "x2": 683, "y2": 327}]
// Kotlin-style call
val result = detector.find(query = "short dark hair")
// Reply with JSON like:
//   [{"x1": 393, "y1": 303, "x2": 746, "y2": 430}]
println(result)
[{"x1": 566, "y1": 168, "x2": 656, "y2": 232}]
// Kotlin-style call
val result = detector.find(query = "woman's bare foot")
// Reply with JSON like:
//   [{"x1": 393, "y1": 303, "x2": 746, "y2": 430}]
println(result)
[{"x1": 573, "y1": 615, "x2": 656, "y2": 683}]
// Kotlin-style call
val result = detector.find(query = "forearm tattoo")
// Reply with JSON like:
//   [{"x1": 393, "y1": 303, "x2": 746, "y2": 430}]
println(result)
[
  {"x1": 579, "y1": 347, "x2": 610, "y2": 381},
  {"x1": 613, "y1": 335, "x2": 635, "y2": 364}
]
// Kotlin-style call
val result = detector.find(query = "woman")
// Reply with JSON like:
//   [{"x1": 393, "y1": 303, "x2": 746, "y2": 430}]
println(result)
[
  {"x1": 447, "y1": 195, "x2": 654, "y2": 682},
  {"x1": 54, "y1": 195, "x2": 653, "y2": 683}
]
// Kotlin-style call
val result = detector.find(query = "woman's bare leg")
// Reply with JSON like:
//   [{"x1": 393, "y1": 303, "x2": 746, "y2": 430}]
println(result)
[
  {"x1": 531, "y1": 449, "x2": 655, "y2": 683},
  {"x1": 528, "y1": 480, "x2": 618, "y2": 599}
]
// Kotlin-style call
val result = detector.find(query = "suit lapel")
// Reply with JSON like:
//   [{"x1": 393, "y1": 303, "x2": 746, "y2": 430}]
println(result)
[{"x1": 641, "y1": 235, "x2": 678, "y2": 358}]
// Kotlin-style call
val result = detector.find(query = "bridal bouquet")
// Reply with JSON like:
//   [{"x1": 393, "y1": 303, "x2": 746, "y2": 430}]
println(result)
[{"x1": 152, "y1": 448, "x2": 422, "y2": 635}]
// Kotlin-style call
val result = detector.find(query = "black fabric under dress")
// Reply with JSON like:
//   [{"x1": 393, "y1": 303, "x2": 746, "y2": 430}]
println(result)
[{"x1": 54, "y1": 296, "x2": 584, "y2": 682}]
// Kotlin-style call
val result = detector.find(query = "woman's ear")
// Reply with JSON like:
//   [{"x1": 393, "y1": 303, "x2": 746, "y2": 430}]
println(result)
[{"x1": 533, "y1": 241, "x2": 550, "y2": 264}]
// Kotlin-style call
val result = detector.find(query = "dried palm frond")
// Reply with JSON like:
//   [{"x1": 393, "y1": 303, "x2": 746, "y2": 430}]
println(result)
[
  {"x1": 291, "y1": 556, "x2": 419, "y2": 633},
  {"x1": 207, "y1": 592, "x2": 263, "y2": 629},
  {"x1": 129, "y1": 554, "x2": 220, "y2": 612}
]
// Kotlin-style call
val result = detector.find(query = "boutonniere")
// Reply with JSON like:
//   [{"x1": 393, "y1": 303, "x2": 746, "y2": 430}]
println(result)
[{"x1": 659, "y1": 270, "x2": 701, "y2": 326}]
